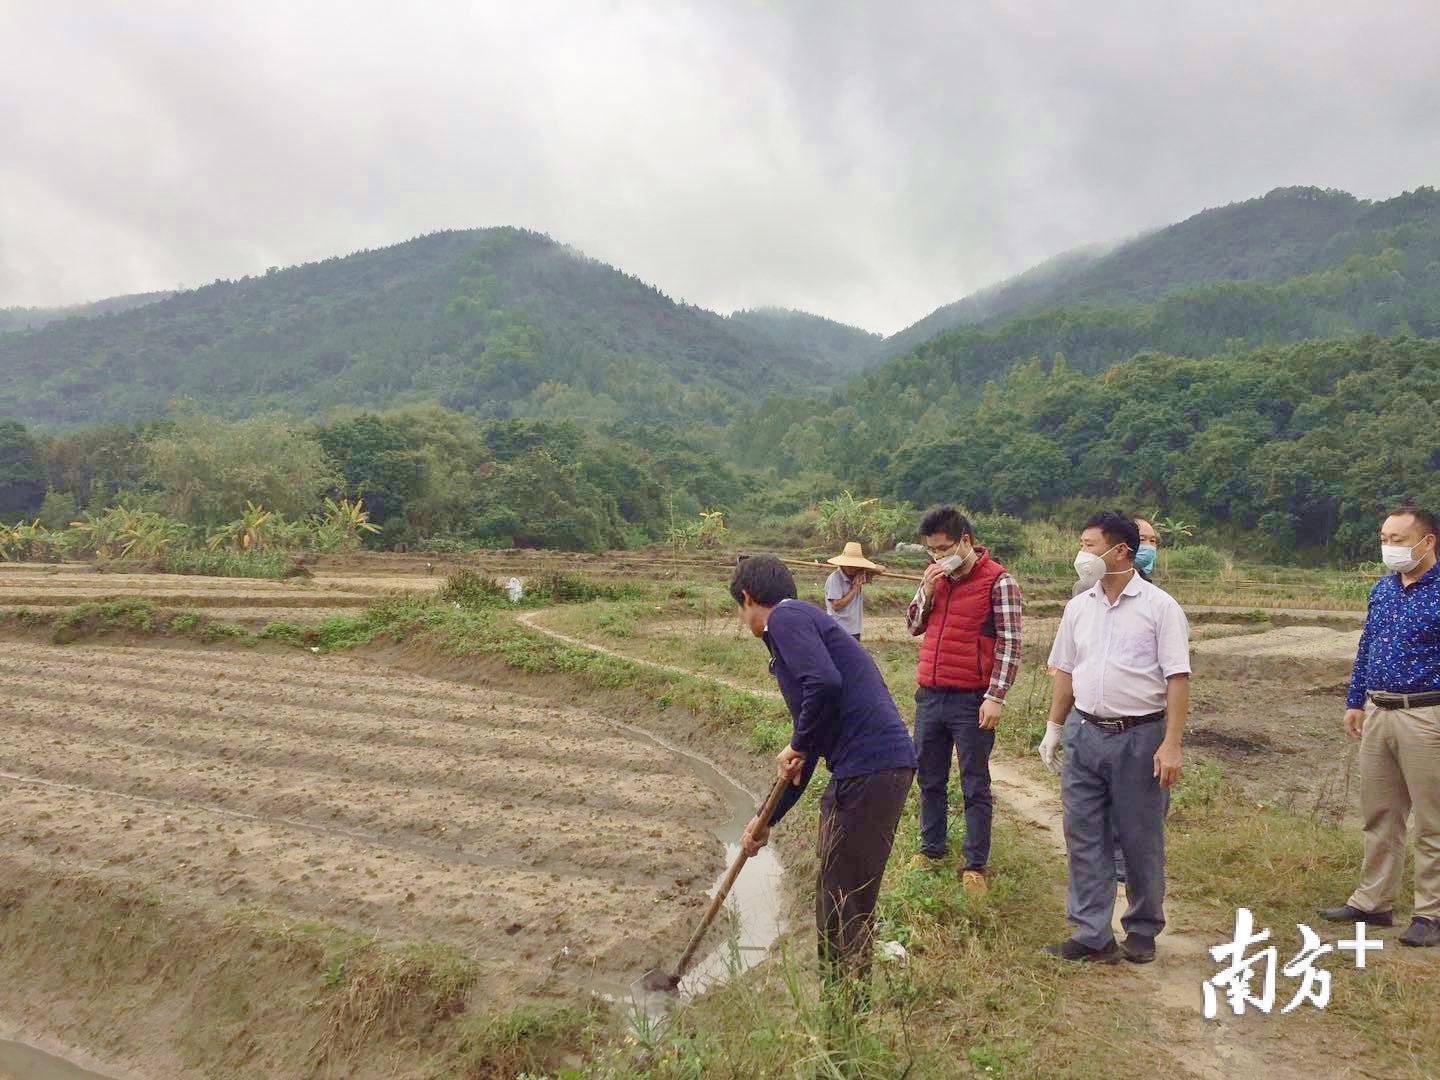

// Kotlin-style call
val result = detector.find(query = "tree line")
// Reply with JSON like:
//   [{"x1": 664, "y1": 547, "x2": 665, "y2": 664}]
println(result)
[{"x1": 0, "y1": 404, "x2": 747, "y2": 555}]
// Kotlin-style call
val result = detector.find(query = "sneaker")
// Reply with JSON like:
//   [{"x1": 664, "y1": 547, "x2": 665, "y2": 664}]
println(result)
[
  {"x1": 1399, "y1": 916, "x2": 1440, "y2": 948},
  {"x1": 961, "y1": 869, "x2": 988, "y2": 896},
  {"x1": 907, "y1": 853, "x2": 945, "y2": 872},
  {"x1": 1121, "y1": 934, "x2": 1156, "y2": 964},
  {"x1": 1317, "y1": 904, "x2": 1394, "y2": 927},
  {"x1": 1042, "y1": 938, "x2": 1122, "y2": 964}
]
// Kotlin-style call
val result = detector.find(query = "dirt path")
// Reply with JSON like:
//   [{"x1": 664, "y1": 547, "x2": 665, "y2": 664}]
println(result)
[{"x1": 517, "y1": 609, "x2": 1371, "y2": 1080}]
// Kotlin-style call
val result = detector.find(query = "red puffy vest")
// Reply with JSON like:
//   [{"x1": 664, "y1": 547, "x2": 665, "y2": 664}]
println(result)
[{"x1": 917, "y1": 548, "x2": 1005, "y2": 690}]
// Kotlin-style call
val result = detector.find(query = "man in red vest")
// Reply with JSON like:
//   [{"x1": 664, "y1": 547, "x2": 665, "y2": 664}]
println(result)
[{"x1": 907, "y1": 506, "x2": 1023, "y2": 893}]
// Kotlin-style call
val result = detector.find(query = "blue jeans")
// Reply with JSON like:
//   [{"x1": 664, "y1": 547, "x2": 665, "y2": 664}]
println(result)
[
  {"x1": 914, "y1": 686, "x2": 993, "y2": 869},
  {"x1": 1060, "y1": 710, "x2": 1168, "y2": 948}
]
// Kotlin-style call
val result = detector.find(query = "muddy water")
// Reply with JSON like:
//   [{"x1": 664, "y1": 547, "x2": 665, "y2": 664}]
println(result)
[
  {"x1": 0, "y1": 1040, "x2": 113, "y2": 1079},
  {"x1": 669, "y1": 754, "x2": 785, "y2": 996},
  {"x1": 593, "y1": 717, "x2": 786, "y2": 1007}
]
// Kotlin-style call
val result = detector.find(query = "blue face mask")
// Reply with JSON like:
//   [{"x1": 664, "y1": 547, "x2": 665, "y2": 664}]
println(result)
[{"x1": 1135, "y1": 543, "x2": 1157, "y2": 575}]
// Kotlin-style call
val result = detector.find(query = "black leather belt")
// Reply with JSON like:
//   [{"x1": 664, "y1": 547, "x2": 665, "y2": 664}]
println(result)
[
  {"x1": 1077, "y1": 708, "x2": 1165, "y2": 733},
  {"x1": 1369, "y1": 691, "x2": 1440, "y2": 710}
]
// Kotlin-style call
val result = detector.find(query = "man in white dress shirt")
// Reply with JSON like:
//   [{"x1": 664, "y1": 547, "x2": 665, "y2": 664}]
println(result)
[{"x1": 1039, "y1": 510, "x2": 1191, "y2": 964}]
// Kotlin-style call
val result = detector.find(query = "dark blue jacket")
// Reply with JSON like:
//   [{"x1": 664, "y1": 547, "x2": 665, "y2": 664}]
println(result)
[{"x1": 762, "y1": 600, "x2": 917, "y2": 824}]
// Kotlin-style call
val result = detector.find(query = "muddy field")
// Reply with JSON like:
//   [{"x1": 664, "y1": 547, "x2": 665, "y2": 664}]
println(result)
[{"x1": 0, "y1": 639, "x2": 728, "y2": 1002}]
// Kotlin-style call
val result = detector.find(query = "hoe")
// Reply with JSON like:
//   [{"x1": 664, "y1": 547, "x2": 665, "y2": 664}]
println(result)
[{"x1": 633, "y1": 774, "x2": 790, "y2": 997}]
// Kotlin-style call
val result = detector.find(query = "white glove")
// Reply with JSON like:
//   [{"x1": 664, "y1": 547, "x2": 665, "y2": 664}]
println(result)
[{"x1": 1038, "y1": 723, "x2": 1064, "y2": 774}]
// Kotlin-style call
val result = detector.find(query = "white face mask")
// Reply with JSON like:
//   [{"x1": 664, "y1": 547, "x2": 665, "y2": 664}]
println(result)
[
  {"x1": 1074, "y1": 543, "x2": 1120, "y2": 587},
  {"x1": 930, "y1": 541, "x2": 968, "y2": 575},
  {"x1": 1381, "y1": 540, "x2": 1431, "y2": 573}
]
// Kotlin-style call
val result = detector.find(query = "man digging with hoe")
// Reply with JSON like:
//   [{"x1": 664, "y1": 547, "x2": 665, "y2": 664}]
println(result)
[{"x1": 732, "y1": 556, "x2": 918, "y2": 1005}]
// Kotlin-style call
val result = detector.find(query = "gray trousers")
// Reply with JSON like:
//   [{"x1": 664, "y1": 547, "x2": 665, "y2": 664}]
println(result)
[{"x1": 1061, "y1": 710, "x2": 1168, "y2": 948}]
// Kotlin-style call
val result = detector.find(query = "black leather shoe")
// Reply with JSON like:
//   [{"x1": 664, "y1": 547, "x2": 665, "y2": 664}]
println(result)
[
  {"x1": 1399, "y1": 916, "x2": 1440, "y2": 947},
  {"x1": 1042, "y1": 938, "x2": 1122, "y2": 964},
  {"x1": 1122, "y1": 935, "x2": 1156, "y2": 964},
  {"x1": 1317, "y1": 904, "x2": 1394, "y2": 927}
]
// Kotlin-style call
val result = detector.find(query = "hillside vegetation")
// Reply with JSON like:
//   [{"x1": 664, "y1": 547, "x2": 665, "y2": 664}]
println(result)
[
  {"x1": 0, "y1": 228, "x2": 872, "y2": 430},
  {"x1": 881, "y1": 185, "x2": 1437, "y2": 357},
  {"x1": 0, "y1": 290, "x2": 174, "y2": 334},
  {"x1": 5, "y1": 186, "x2": 1440, "y2": 563}
]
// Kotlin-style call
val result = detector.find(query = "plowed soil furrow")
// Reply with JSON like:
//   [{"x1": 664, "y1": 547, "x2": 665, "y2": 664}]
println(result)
[
  {"x1": 1, "y1": 642, "x2": 537, "y2": 711},
  {"x1": 4, "y1": 675, "x2": 676, "y2": 774},
  {"x1": 0, "y1": 778, "x2": 706, "y2": 974},
  {"x1": 0, "y1": 707, "x2": 698, "y2": 818},
  {"x1": 0, "y1": 709, "x2": 722, "y2": 876},
  {"x1": 0, "y1": 636, "x2": 727, "y2": 995}
]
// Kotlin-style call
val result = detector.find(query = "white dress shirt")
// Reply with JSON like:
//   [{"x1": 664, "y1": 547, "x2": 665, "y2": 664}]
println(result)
[{"x1": 1046, "y1": 572, "x2": 1191, "y2": 717}]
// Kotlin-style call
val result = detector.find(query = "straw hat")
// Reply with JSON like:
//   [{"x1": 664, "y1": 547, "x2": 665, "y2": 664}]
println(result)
[{"x1": 827, "y1": 541, "x2": 880, "y2": 571}]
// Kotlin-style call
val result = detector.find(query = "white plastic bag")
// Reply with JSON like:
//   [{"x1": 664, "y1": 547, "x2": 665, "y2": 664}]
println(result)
[{"x1": 879, "y1": 940, "x2": 908, "y2": 964}]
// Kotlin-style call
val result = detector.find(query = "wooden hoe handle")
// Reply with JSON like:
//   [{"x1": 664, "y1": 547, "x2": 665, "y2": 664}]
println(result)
[{"x1": 672, "y1": 774, "x2": 790, "y2": 979}]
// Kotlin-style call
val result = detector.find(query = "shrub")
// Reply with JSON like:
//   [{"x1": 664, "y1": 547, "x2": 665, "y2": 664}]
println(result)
[
  {"x1": 1164, "y1": 544, "x2": 1226, "y2": 572},
  {"x1": 438, "y1": 569, "x2": 506, "y2": 609},
  {"x1": 525, "y1": 571, "x2": 642, "y2": 604},
  {"x1": 816, "y1": 491, "x2": 915, "y2": 552},
  {"x1": 162, "y1": 547, "x2": 295, "y2": 579},
  {"x1": 416, "y1": 536, "x2": 473, "y2": 554},
  {"x1": 970, "y1": 511, "x2": 1027, "y2": 561}
]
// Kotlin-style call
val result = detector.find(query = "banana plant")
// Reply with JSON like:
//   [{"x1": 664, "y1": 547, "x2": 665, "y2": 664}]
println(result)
[
  {"x1": 1152, "y1": 515, "x2": 1198, "y2": 547},
  {"x1": 695, "y1": 509, "x2": 726, "y2": 549},
  {"x1": 207, "y1": 502, "x2": 281, "y2": 552},
  {"x1": 310, "y1": 497, "x2": 380, "y2": 552},
  {"x1": 67, "y1": 510, "x2": 128, "y2": 558}
]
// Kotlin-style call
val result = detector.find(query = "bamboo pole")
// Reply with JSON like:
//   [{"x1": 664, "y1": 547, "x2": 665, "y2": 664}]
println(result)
[{"x1": 738, "y1": 553, "x2": 926, "y2": 584}]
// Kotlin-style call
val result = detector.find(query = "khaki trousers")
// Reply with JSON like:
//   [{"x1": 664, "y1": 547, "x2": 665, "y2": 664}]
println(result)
[{"x1": 1348, "y1": 703, "x2": 1440, "y2": 919}]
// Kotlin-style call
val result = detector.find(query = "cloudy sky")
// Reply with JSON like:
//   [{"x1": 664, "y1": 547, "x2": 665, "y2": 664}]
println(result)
[{"x1": 3, "y1": 1, "x2": 1439, "y2": 333}]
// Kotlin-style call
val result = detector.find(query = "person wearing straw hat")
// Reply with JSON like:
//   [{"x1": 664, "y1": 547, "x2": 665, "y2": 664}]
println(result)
[{"x1": 825, "y1": 541, "x2": 878, "y2": 641}]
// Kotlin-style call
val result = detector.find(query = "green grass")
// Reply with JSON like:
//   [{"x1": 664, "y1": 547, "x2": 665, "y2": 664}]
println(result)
[
  {"x1": 449, "y1": 1003, "x2": 603, "y2": 1078},
  {"x1": 49, "y1": 597, "x2": 158, "y2": 642},
  {"x1": 160, "y1": 547, "x2": 299, "y2": 579}
]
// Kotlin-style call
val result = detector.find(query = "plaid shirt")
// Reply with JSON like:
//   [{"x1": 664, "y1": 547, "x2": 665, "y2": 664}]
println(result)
[{"x1": 907, "y1": 567, "x2": 1023, "y2": 703}]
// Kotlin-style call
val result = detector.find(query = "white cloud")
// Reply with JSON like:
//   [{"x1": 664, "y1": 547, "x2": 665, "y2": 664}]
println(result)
[{"x1": 2, "y1": 0, "x2": 1438, "y2": 332}]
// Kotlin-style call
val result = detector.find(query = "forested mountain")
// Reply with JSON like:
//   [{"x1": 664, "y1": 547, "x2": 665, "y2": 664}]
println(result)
[
  {"x1": 756, "y1": 185, "x2": 1440, "y2": 476},
  {"x1": 6, "y1": 184, "x2": 1440, "y2": 561},
  {"x1": 883, "y1": 186, "x2": 1429, "y2": 358},
  {"x1": 0, "y1": 228, "x2": 873, "y2": 430},
  {"x1": 0, "y1": 290, "x2": 174, "y2": 334},
  {"x1": 725, "y1": 308, "x2": 881, "y2": 374}
]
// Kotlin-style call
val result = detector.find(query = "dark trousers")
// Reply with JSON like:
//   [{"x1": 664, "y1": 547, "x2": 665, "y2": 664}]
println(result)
[
  {"x1": 1060, "y1": 710, "x2": 1168, "y2": 948},
  {"x1": 914, "y1": 686, "x2": 993, "y2": 868},
  {"x1": 817, "y1": 766, "x2": 915, "y2": 981}
]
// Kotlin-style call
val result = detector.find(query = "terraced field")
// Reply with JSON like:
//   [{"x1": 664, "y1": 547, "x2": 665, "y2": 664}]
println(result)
[
  {"x1": 0, "y1": 640, "x2": 725, "y2": 999},
  {"x1": 0, "y1": 564, "x2": 444, "y2": 629}
]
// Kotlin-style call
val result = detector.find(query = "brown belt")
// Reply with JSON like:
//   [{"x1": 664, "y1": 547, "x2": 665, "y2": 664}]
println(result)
[
  {"x1": 1077, "y1": 708, "x2": 1165, "y2": 733},
  {"x1": 1369, "y1": 691, "x2": 1440, "y2": 710}
]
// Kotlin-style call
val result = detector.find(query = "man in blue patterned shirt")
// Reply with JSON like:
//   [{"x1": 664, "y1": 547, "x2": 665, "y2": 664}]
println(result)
[{"x1": 1320, "y1": 505, "x2": 1440, "y2": 948}]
